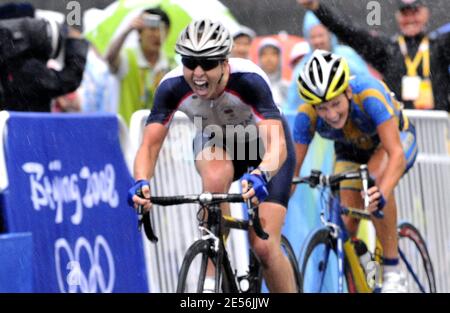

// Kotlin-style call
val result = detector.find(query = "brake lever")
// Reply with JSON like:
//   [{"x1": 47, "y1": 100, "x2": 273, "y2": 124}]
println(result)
[{"x1": 136, "y1": 191, "x2": 159, "y2": 243}]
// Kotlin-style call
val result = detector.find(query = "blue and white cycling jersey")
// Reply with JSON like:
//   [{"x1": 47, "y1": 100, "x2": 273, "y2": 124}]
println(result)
[{"x1": 147, "y1": 58, "x2": 282, "y2": 139}]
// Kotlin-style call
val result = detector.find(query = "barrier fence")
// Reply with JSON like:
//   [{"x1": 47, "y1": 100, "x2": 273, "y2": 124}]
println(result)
[
  {"x1": 394, "y1": 110, "x2": 450, "y2": 292},
  {"x1": 129, "y1": 109, "x2": 450, "y2": 293}
]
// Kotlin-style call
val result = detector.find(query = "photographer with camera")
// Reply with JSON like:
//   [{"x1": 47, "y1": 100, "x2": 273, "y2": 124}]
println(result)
[
  {"x1": 0, "y1": 6, "x2": 88, "y2": 112},
  {"x1": 105, "y1": 8, "x2": 173, "y2": 126}
]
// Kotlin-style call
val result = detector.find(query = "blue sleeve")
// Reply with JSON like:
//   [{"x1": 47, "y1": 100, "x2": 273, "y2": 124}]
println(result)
[
  {"x1": 359, "y1": 79, "x2": 396, "y2": 127},
  {"x1": 293, "y1": 111, "x2": 314, "y2": 145}
]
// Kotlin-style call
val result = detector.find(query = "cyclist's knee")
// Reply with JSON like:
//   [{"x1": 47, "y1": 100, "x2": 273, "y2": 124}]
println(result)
[
  {"x1": 251, "y1": 237, "x2": 280, "y2": 267},
  {"x1": 200, "y1": 164, "x2": 234, "y2": 192}
]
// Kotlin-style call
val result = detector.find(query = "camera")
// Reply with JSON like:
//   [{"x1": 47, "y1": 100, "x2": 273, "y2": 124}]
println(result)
[
  {"x1": 142, "y1": 13, "x2": 161, "y2": 28},
  {"x1": 0, "y1": 17, "x2": 64, "y2": 64}
]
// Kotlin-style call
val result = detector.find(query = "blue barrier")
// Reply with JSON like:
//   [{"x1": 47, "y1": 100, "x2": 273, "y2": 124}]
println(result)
[
  {"x1": 0, "y1": 232, "x2": 33, "y2": 292},
  {"x1": 0, "y1": 112, "x2": 148, "y2": 293}
]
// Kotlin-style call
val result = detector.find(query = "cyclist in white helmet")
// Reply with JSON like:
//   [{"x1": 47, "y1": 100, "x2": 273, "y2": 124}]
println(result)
[
  {"x1": 293, "y1": 49, "x2": 418, "y2": 292},
  {"x1": 129, "y1": 19, "x2": 297, "y2": 292}
]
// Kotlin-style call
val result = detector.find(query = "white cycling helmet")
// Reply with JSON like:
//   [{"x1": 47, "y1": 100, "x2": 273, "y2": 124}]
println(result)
[
  {"x1": 297, "y1": 49, "x2": 350, "y2": 105},
  {"x1": 175, "y1": 19, "x2": 232, "y2": 59}
]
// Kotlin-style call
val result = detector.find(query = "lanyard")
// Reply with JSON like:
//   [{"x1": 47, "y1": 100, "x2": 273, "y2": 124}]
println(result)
[{"x1": 398, "y1": 36, "x2": 430, "y2": 78}]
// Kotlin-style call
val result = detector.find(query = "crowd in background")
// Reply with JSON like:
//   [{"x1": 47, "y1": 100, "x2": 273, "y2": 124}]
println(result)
[{"x1": 0, "y1": 0, "x2": 449, "y2": 123}]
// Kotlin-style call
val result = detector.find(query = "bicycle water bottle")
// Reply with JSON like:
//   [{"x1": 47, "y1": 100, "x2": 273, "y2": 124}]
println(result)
[{"x1": 353, "y1": 239, "x2": 373, "y2": 274}]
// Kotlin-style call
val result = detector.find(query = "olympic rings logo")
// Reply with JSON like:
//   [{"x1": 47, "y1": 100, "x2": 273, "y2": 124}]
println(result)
[{"x1": 55, "y1": 235, "x2": 115, "y2": 293}]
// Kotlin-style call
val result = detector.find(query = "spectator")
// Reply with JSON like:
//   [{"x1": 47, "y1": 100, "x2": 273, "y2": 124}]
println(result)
[
  {"x1": 230, "y1": 25, "x2": 256, "y2": 59},
  {"x1": 106, "y1": 8, "x2": 174, "y2": 125},
  {"x1": 288, "y1": 41, "x2": 310, "y2": 69},
  {"x1": 258, "y1": 37, "x2": 289, "y2": 107},
  {"x1": 297, "y1": 0, "x2": 450, "y2": 111},
  {"x1": 78, "y1": 47, "x2": 120, "y2": 114},
  {"x1": 0, "y1": 4, "x2": 88, "y2": 112},
  {"x1": 284, "y1": 11, "x2": 371, "y2": 114}
]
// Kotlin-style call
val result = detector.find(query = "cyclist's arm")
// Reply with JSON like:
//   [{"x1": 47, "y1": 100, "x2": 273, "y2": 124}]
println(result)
[
  {"x1": 133, "y1": 122, "x2": 168, "y2": 181},
  {"x1": 293, "y1": 104, "x2": 316, "y2": 176},
  {"x1": 375, "y1": 118, "x2": 406, "y2": 200},
  {"x1": 254, "y1": 118, "x2": 287, "y2": 176},
  {"x1": 294, "y1": 143, "x2": 309, "y2": 178}
]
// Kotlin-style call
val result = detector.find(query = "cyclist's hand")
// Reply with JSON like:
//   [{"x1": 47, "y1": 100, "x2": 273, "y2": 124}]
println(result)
[
  {"x1": 128, "y1": 179, "x2": 152, "y2": 213},
  {"x1": 297, "y1": 0, "x2": 320, "y2": 10},
  {"x1": 241, "y1": 172, "x2": 269, "y2": 206},
  {"x1": 362, "y1": 186, "x2": 386, "y2": 217}
]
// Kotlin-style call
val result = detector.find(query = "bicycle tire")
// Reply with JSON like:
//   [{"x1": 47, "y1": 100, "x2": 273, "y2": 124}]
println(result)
[
  {"x1": 176, "y1": 239, "x2": 215, "y2": 293},
  {"x1": 298, "y1": 227, "x2": 340, "y2": 293},
  {"x1": 281, "y1": 235, "x2": 302, "y2": 292},
  {"x1": 397, "y1": 222, "x2": 436, "y2": 293}
]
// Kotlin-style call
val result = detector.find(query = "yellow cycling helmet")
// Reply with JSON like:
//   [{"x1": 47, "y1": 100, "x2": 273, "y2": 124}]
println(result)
[{"x1": 297, "y1": 49, "x2": 350, "y2": 106}]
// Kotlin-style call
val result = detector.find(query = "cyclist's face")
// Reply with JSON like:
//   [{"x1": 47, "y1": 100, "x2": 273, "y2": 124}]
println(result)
[
  {"x1": 315, "y1": 91, "x2": 351, "y2": 129},
  {"x1": 183, "y1": 59, "x2": 228, "y2": 99},
  {"x1": 396, "y1": 6, "x2": 429, "y2": 37}
]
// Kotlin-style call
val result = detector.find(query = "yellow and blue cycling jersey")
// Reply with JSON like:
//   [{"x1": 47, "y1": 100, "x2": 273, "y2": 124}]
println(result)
[{"x1": 293, "y1": 75, "x2": 418, "y2": 188}]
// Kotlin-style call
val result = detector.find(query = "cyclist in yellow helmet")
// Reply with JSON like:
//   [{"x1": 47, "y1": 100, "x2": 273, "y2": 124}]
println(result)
[{"x1": 293, "y1": 49, "x2": 418, "y2": 292}]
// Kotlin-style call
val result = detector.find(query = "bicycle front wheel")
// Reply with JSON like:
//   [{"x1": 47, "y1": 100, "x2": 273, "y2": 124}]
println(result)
[
  {"x1": 299, "y1": 227, "x2": 340, "y2": 293},
  {"x1": 397, "y1": 222, "x2": 436, "y2": 293},
  {"x1": 176, "y1": 240, "x2": 215, "y2": 293}
]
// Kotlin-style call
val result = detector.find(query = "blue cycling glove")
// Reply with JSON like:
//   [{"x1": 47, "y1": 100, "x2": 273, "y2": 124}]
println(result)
[
  {"x1": 241, "y1": 173, "x2": 269, "y2": 203},
  {"x1": 127, "y1": 179, "x2": 150, "y2": 207},
  {"x1": 373, "y1": 191, "x2": 386, "y2": 219}
]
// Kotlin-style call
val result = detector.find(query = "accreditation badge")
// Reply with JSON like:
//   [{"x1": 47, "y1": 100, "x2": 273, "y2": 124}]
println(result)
[
  {"x1": 414, "y1": 79, "x2": 434, "y2": 110},
  {"x1": 401, "y1": 76, "x2": 421, "y2": 101}
]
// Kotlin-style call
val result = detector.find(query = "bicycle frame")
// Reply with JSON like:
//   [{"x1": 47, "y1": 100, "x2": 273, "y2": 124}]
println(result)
[{"x1": 202, "y1": 203, "x2": 264, "y2": 293}]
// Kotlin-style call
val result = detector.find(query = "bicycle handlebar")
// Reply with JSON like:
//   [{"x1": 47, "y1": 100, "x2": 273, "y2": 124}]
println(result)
[
  {"x1": 292, "y1": 164, "x2": 384, "y2": 219},
  {"x1": 138, "y1": 192, "x2": 268, "y2": 242}
]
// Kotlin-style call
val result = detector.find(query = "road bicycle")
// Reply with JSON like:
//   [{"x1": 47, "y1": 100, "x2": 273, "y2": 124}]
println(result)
[
  {"x1": 294, "y1": 164, "x2": 436, "y2": 293},
  {"x1": 138, "y1": 192, "x2": 301, "y2": 293}
]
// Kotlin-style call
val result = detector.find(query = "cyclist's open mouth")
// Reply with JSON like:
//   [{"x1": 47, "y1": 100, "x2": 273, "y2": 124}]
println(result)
[{"x1": 193, "y1": 80, "x2": 209, "y2": 95}]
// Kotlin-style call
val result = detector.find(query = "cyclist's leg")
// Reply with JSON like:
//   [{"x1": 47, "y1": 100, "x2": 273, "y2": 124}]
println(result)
[
  {"x1": 194, "y1": 135, "x2": 235, "y2": 291},
  {"x1": 368, "y1": 125, "x2": 418, "y2": 262},
  {"x1": 248, "y1": 124, "x2": 297, "y2": 293},
  {"x1": 334, "y1": 160, "x2": 362, "y2": 237},
  {"x1": 249, "y1": 202, "x2": 296, "y2": 292},
  {"x1": 367, "y1": 147, "x2": 399, "y2": 260},
  {"x1": 367, "y1": 127, "x2": 417, "y2": 292}
]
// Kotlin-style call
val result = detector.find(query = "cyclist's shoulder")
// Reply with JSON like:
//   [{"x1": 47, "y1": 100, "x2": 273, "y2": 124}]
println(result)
[
  {"x1": 228, "y1": 58, "x2": 271, "y2": 87},
  {"x1": 349, "y1": 74, "x2": 386, "y2": 93},
  {"x1": 295, "y1": 102, "x2": 317, "y2": 127}
]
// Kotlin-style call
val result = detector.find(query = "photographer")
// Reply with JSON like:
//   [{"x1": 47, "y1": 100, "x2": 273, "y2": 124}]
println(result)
[
  {"x1": 105, "y1": 8, "x2": 173, "y2": 125},
  {"x1": 0, "y1": 15, "x2": 88, "y2": 112}
]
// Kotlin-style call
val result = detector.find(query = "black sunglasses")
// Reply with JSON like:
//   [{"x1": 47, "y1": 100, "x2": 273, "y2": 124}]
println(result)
[{"x1": 181, "y1": 57, "x2": 223, "y2": 71}]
